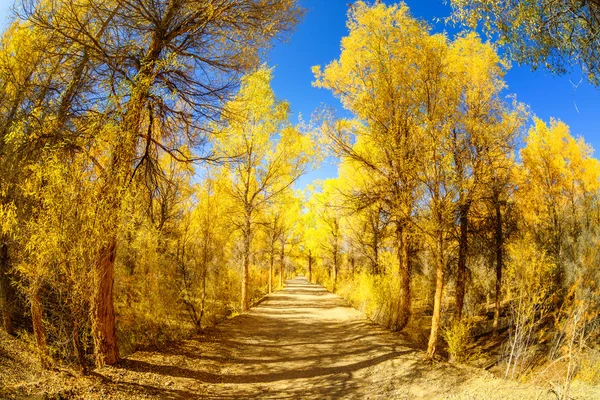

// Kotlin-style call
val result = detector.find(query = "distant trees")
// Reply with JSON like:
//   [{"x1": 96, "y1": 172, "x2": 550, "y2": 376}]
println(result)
[
  {"x1": 214, "y1": 67, "x2": 313, "y2": 311},
  {"x1": 177, "y1": 172, "x2": 230, "y2": 332},
  {"x1": 306, "y1": 179, "x2": 346, "y2": 291}
]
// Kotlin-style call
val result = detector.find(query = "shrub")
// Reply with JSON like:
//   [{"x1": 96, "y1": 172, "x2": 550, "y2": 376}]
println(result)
[
  {"x1": 503, "y1": 236, "x2": 555, "y2": 379},
  {"x1": 576, "y1": 349, "x2": 600, "y2": 384},
  {"x1": 442, "y1": 320, "x2": 472, "y2": 363}
]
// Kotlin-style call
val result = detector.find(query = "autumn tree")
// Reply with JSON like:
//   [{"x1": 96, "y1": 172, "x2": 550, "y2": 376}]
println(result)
[
  {"x1": 215, "y1": 67, "x2": 312, "y2": 311},
  {"x1": 0, "y1": 18, "x2": 64, "y2": 337},
  {"x1": 262, "y1": 190, "x2": 302, "y2": 292},
  {"x1": 313, "y1": 2, "x2": 430, "y2": 330},
  {"x1": 314, "y1": 2, "x2": 530, "y2": 358},
  {"x1": 177, "y1": 170, "x2": 231, "y2": 331},
  {"x1": 18, "y1": 0, "x2": 303, "y2": 366},
  {"x1": 447, "y1": 33, "x2": 526, "y2": 321},
  {"x1": 307, "y1": 179, "x2": 347, "y2": 291},
  {"x1": 336, "y1": 160, "x2": 390, "y2": 276},
  {"x1": 277, "y1": 193, "x2": 303, "y2": 288},
  {"x1": 299, "y1": 196, "x2": 321, "y2": 283},
  {"x1": 264, "y1": 205, "x2": 284, "y2": 293},
  {"x1": 517, "y1": 118, "x2": 600, "y2": 285},
  {"x1": 479, "y1": 119, "x2": 522, "y2": 332}
]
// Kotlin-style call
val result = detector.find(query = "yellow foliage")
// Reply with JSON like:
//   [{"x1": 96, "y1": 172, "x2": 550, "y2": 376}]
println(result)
[
  {"x1": 442, "y1": 320, "x2": 473, "y2": 363},
  {"x1": 505, "y1": 235, "x2": 556, "y2": 303},
  {"x1": 517, "y1": 118, "x2": 600, "y2": 229},
  {"x1": 0, "y1": 202, "x2": 17, "y2": 238}
]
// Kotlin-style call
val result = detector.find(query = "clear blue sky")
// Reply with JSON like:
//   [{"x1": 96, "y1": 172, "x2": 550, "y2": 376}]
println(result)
[
  {"x1": 0, "y1": 0, "x2": 598, "y2": 190},
  {"x1": 0, "y1": 0, "x2": 11, "y2": 29}
]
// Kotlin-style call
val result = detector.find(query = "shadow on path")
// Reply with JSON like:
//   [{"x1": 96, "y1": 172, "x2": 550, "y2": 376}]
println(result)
[{"x1": 98, "y1": 277, "x2": 472, "y2": 399}]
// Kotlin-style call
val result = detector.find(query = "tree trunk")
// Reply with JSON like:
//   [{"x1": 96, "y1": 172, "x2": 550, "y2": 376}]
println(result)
[
  {"x1": 242, "y1": 215, "x2": 251, "y2": 311},
  {"x1": 373, "y1": 234, "x2": 380, "y2": 275},
  {"x1": 89, "y1": 12, "x2": 170, "y2": 366},
  {"x1": 31, "y1": 286, "x2": 50, "y2": 369},
  {"x1": 396, "y1": 224, "x2": 411, "y2": 330},
  {"x1": 72, "y1": 317, "x2": 87, "y2": 374},
  {"x1": 92, "y1": 238, "x2": 119, "y2": 367},
  {"x1": 426, "y1": 234, "x2": 445, "y2": 359},
  {"x1": 279, "y1": 241, "x2": 285, "y2": 289},
  {"x1": 199, "y1": 267, "x2": 207, "y2": 330},
  {"x1": 308, "y1": 251, "x2": 312, "y2": 282},
  {"x1": 372, "y1": 217, "x2": 380, "y2": 274},
  {"x1": 493, "y1": 194, "x2": 504, "y2": 333},
  {"x1": 455, "y1": 203, "x2": 469, "y2": 321},
  {"x1": 332, "y1": 246, "x2": 338, "y2": 292},
  {"x1": 0, "y1": 241, "x2": 15, "y2": 335},
  {"x1": 269, "y1": 248, "x2": 274, "y2": 293}
]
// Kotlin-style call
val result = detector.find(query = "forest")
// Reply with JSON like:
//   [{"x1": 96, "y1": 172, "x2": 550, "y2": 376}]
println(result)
[{"x1": 0, "y1": 0, "x2": 599, "y2": 398}]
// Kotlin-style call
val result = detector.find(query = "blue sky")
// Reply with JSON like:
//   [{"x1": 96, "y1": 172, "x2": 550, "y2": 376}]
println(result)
[
  {"x1": 0, "y1": 0, "x2": 598, "y2": 190},
  {"x1": 0, "y1": 0, "x2": 11, "y2": 29}
]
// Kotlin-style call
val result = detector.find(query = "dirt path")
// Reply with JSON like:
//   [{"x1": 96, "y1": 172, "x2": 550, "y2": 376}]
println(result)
[
  {"x1": 0, "y1": 276, "x2": 574, "y2": 400},
  {"x1": 67, "y1": 276, "x2": 569, "y2": 400},
  {"x1": 3, "y1": 277, "x2": 598, "y2": 398}
]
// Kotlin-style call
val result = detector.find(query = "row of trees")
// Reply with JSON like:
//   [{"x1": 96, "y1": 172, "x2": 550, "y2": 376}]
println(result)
[
  {"x1": 302, "y1": 2, "x2": 600, "y2": 375},
  {"x1": 0, "y1": 0, "x2": 308, "y2": 371},
  {"x1": 0, "y1": 0, "x2": 598, "y2": 385}
]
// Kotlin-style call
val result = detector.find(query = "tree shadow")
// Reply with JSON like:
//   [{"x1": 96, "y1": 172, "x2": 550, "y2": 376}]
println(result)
[{"x1": 101, "y1": 276, "x2": 461, "y2": 399}]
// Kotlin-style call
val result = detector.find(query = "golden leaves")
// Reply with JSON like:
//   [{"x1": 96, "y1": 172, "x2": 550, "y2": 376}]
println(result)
[{"x1": 517, "y1": 117, "x2": 600, "y2": 228}]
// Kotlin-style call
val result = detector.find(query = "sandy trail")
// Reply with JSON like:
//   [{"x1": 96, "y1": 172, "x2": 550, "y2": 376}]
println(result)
[{"x1": 89, "y1": 277, "x2": 559, "y2": 399}]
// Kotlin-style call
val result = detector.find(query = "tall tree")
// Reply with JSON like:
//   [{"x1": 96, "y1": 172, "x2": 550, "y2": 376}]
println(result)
[
  {"x1": 178, "y1": 170, "x2": 230, "y2": 331},
  {"x1": 308, "y1": 179, "x2": 345, "y2": 291},
  {"x1": 215, "y1": 67, "x2": 312, "y2": 311},
  {"x1": 0, "y1": 19, "x2": 61, "y2": 337},
  {"x1": 22, "y1": 0, "x2": 303, "y2": 366},
  {"x1": 313, "y1": 1, "x2": 430, "y2": 330},
  {"x1": 448, "y1": 33, "x2": 525, "y2": 321},
  {"x1": 517, "y1": 118, "x2": 600, "y2": 282}
]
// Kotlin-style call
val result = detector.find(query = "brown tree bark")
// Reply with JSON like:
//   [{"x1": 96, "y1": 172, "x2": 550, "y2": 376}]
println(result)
[
  {"x1": 92, "y1": 238, "x2": 119, "y2": 366},
  {"x1": 455, "y1": 202, "x2": 469, "y2": 321},
  {"x1": 0, "y1": 241, "x2": 15, "y2": 335},
  {"x1": 269, "y1": 221, "x2": 277, "y2": 294},
  {"x1": 90, "y1": 20, "x2": 167, "y2": 366},
  {"x1": 199, "y1": 266, "x2": 207, "y2": 329},
  {"x1": 426, "y1": 235, "x2": 445, "y2": 359},
  {"x1": 31, "y1": 286, "x2": 50, "y2": 369},
  {"x1": 279, "y1": 241, "x2": 285, "y2": 289},
  {"x1": 242, "y1": 215, "x2": 251, "y2": 311},
  {"x1": 269, "y1": 248, "x2": 275, "y2": 294},
  {"x1": 395, "y1": 224, "x2": 411, "y2": 331},
  {"x1": 372, "y1": 223, "x2": 380, "y2": 275},
  {"x1": 332, "y1": 244, "x2": 338, "y2": 292},
  {"x1": 308, "y1": 250, "x2": 313, "y2": 282},
  {"x1": 493, "y1": 192, "x2": 504, "y2": 333}
]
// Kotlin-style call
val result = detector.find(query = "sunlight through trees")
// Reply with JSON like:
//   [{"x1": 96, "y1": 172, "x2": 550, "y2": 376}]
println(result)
[{"x1": 0, "y1": 1, "x2": 599, "y2": 397}]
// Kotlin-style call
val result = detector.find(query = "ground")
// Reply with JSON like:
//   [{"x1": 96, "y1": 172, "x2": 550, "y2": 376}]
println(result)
[{"x1": 1, "y1": 277, "x2": 599, "y2": 399}]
